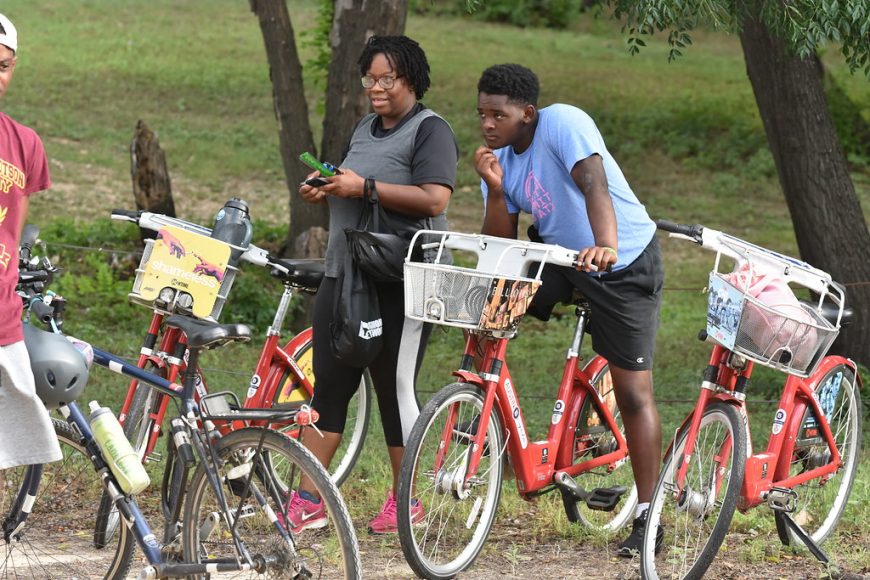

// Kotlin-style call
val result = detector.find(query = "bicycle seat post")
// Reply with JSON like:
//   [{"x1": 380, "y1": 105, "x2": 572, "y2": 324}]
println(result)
[
  {"x1": 569, "y1": 299, "x2": 592, "y2": 358},
  {"x1": 267, "y1": 284, "x2": 295, "y2": 337},
  {"x1": 180, "y1": 346, "x2": 203, "y2": 415}
]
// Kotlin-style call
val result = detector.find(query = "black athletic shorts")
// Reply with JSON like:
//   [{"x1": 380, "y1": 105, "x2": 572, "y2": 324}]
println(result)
[{"x1": 526, "y1": 235, "x2": 664, "y2": 371}]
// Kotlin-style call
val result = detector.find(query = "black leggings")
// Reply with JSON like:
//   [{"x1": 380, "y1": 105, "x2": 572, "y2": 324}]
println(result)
[{"x1": 310, "y1": 277, "x2": 432, "y2": 447}]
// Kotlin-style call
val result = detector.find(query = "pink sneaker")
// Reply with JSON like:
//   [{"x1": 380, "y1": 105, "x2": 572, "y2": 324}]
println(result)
[
  {"x1": 367, "y1": 491, "x2": 424, "y2": 535},
  {"x1": 281, "y1": 490, "x2": 327, "y2": 534}
]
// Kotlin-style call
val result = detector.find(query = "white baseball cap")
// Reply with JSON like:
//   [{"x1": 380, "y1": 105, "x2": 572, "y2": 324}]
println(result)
[{"x1": 0, "y1": 13, "x2": 18, "y2": 53}]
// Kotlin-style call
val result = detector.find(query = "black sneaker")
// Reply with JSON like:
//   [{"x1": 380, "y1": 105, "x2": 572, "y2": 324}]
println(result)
[{"x1": 616, "y1": 508, "x2": 664, "y2": 558}]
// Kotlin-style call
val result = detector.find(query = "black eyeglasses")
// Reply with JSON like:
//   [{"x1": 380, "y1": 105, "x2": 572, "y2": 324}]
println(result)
[{"x1": 361, "y1": 74, "x2": 401, "y2": 90}]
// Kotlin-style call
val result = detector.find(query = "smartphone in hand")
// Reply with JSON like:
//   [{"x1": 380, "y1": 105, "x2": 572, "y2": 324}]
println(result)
[{"x1": 301, "y1": 176, "x2": 330, "y2": 188}]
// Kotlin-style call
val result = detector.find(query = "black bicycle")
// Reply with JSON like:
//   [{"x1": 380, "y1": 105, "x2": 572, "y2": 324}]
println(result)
[{"x1": 1, "y1": 228, "x2": 361, "y2": 579}]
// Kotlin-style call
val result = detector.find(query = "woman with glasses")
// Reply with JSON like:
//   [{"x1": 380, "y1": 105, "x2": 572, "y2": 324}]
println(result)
[{"x1": 295, "y1": 35, "x2": 458, "y2": 535}]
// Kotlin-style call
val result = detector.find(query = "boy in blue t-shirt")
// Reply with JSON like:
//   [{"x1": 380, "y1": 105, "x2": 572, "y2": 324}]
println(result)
[{"x1": 474, "y1": 63, "x2": 664, "y2": 555}]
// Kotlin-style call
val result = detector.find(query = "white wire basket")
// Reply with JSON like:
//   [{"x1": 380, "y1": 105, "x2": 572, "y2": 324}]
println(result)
[
  {"x1": 403, "y1": 231, "x2": 578, "y2": 334},
  {"x1": 704, "y1": 236, "x2": 842, "y2": 378}
]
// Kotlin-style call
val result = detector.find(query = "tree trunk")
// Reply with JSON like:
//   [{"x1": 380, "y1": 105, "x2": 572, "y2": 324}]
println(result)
[
  {"x1": 130, "y1": 120, "x2": 175, "y2": 242},
  {"x1": 739, "y1": 15, "x2": 870, "y2": 366},
  {"x1": 320, "y1": 0, "x2": 408, "y2": 164},
  {"x1": 249, "y1": 0, "x2": 327, "y2": 254}
]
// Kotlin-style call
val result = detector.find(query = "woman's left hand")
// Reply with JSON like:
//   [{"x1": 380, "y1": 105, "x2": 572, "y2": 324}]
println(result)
[{"x1": 319, "y1": 168, "x2": 365, "y2": 199}]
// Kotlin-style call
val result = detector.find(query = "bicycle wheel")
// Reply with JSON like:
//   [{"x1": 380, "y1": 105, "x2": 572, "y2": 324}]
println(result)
[
  {"x1": 183, "y1": 427, "x2": 361, "y2": 579},
  {"x1": 1, "y1": 418, "x2": 134, "y2": 579},
  {"x1": 273, "y1": 338, "x2": 371, "y2": 487},
  {"x1": 641, "y1": 402, "x2": 746, "y2": 580},
  {"x1": 560, "y1": 362, "x2": 638, "y2": 532},
  {"x1": 780, "y1": 362, "x2": 862, "y2": 546},
  {"x1": 397, "y1": 382, "x2": 504, "y2": 580}
]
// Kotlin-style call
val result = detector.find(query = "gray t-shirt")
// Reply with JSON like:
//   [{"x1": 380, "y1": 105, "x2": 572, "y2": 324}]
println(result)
[{"x1": 324, "y1": 105, "x2": 458, "y2": 277}]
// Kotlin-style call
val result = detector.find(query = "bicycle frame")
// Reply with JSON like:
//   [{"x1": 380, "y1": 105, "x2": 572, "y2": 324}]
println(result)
[
  {"x1": 450, "y1": 307, "x2": 627, "y2": 497},
  {"x1": 118, "y1": 284, "x2": 315, "y2": 460},
  {"x1": 669, "y1": 343, "x2": 858, "y2": 512},
  {"x1": 48, "y1": 343, "x2": 310, "y2": 577}
]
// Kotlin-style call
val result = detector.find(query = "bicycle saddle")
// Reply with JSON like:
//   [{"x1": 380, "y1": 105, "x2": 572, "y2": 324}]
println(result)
[
  {"x1": 801, "y1": 300, "x2": 853, "y2": 328},
  {"x1": 164, "y1": 315, "x2": 251, "y2": 349},
  {"x1": 270, "y1": 257, "x2": 325, "y2": 290}
]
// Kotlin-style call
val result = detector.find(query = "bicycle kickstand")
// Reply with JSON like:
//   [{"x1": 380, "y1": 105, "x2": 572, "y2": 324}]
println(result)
[{"x1": 773, "y1": 511, "x2": 829, "y2": 566}]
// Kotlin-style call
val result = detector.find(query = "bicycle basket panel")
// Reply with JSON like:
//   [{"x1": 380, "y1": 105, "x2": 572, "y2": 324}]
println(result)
[
  {"x1": 404, "y1": 262, "x2": 540, "y2": 332},
  {"x1": 129, "y1": 225, "x2": 233, "y2": 319},
  {"x1": 707, "y1": 272, "x2": 838, "y2": 377}
]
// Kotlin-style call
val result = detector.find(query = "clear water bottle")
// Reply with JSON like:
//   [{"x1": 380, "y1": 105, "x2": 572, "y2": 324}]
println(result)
[
  {"x1": 211, "y1": 197, "x2": 253, "y2": 265},
  {"x1": 89, "y1": 401, "x2": 151, "y2": 495}
]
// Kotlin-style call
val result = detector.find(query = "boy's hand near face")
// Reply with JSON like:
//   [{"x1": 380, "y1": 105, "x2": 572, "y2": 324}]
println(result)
[{"x1": 474, "y1": 146, "x2": 504, "y2": 194}]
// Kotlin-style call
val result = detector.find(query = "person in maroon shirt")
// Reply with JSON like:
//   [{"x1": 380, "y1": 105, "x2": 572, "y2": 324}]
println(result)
[{"x1": 0, "y1": 12, "x2": 62, "y2": 470}]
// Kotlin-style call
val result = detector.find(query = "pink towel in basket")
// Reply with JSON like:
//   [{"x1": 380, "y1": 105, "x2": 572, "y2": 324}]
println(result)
[{"x1": 724, "y1": 264, "x2": 818, "y2": 369}]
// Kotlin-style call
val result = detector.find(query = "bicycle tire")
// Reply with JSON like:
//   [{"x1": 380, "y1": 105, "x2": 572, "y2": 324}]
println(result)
[
  {"x1": 397, "y1": 382, "x2": 504, "y2": 580},
  {"x1": 273, "y1": 338, "x2": 371, "y2": 487},
  {"x1": 1, "y1": 418, "x2": 135, "y2": 579},
  {"x1": 560, "y1": 362, "x2": 638, "y2": 532},
  {"x1": 182, "y1": 427, "x2": 361, "y2": 579},
  {"x1": 641, "y1": 402, "x2": 746, "y2": 580},
  {"x1": 123, "y1": 377, "x2": 160, "y2": 456},
  {"x1": 778, "y1": 362, "x2": 862, "y2": 547}
]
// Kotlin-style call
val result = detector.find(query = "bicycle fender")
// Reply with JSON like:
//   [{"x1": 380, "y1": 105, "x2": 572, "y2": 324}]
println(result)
[
  {"x1": 803, "y1": 355, "x2": 859, "y2": 392},
  {"x1": 579, "y1": 355, "x2": 608, "y2": 380},
  {"x1": 452, "y1": 369, "x2": 484, "y2": 387},
  {"x1": 282, "y1": 326, "x2": 313, "y2": 359}
]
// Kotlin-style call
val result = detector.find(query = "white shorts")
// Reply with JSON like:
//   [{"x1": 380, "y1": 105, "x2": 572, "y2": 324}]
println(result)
[{"x1": 0, "y1": 341, "x2": 62, "y2": 469}]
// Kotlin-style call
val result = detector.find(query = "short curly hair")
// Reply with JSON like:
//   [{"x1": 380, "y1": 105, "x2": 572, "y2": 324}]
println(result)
[
  {"x1": 477, "y1": 64, "x2": 539, "y2": 106},
  {"x1": 358, "y1": 35, "x2": 431, "y2": 99}
]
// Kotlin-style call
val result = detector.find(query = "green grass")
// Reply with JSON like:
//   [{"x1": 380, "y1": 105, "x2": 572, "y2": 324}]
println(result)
[{"x1": 3, "y1": 0, "x2": 869, "y2": 574}]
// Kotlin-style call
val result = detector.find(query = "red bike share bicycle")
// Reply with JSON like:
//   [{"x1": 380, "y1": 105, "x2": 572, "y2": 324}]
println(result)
[
  {"x1": 642, "y1": 221, "x2": 862, "y2": 579},
  {"x1": 396, "y1": 231, "x2": 638, "y2": 579}
]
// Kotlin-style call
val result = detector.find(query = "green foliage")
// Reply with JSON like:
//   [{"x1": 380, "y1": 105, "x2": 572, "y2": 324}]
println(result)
[
  {"x1": 465, "y1": 0, "x2": 583, "y2": 29},
  {"x1": 608, "y1": 0, "x2": 870, "y2": 75},
  {"x1": 299, "y1": 0, "x2": 334, "y2": 88},
  {"x1": 823, "y1": 70, "x2": 870, "y2": 166}
]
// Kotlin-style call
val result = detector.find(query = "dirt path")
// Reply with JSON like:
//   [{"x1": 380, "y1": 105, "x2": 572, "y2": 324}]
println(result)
[{"x1": 356, "y1": 525, "x2": 867, "y2": 580}]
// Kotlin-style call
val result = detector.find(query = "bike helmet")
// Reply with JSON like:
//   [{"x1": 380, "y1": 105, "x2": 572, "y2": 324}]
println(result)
[
  {"x1": 23, "y1": 324, "x2": 89, "y2": 409},
  {"x1": 346, "y1": 229, "x2": 409, "y2": 283}
]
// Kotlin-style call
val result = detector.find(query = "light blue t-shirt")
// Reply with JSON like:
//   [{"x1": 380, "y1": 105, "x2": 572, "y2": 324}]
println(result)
[{"x1": 482, "y1": 104, "x2": 655, "y2": 271}]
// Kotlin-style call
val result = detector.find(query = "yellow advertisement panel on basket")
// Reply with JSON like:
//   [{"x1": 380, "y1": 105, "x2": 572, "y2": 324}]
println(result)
[{"x1": 137, "y1": 226, "x2": 232, "y2": 319}]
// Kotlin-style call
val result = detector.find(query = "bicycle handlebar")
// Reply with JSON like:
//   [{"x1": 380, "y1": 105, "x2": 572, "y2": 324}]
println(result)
[
  {"x1": 110, "y1": 207, "x2": 281, "y2": 272},
  {"x1": 655, "y1": 219, "x2": 703, "y2": 242},
  {"x1": 408, "y1": 230, "x2": 589, "y2": 277},
  {"x1": 29, "y1": 297, "x2": 55, "y2": 324},
  {"x1": 656, "y1": 218, "x2": 842, "y2": 300}
]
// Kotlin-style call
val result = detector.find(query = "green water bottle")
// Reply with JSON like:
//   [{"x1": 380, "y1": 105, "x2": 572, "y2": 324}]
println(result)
[{"x1": 88, "y1": 401, "x2": 151, "y2": 495}]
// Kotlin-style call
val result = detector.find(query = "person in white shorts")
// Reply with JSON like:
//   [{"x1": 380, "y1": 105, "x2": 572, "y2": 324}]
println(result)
[{"x1": 0, "y1": 12, "x2": 62, "y2": 471}]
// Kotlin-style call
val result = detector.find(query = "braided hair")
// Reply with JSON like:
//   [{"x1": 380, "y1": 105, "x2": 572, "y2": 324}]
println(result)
[
  {"x1": 477, "y1": 64, "x2": 539, "y2": 106},
  {"x1": 358, "y1": 35, "x2": 431, "y2": 99}
]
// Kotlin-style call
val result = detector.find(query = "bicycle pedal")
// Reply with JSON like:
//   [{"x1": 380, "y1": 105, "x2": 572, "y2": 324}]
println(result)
[
  {"x1": 767, "y1": 487, "x2": 798, "y2": 513},
  {"x1": 586, "y1": 486, "x2": 628, "y2": 512},
  {"x1": 146, "y1": 451, "x2": 163, "y2": 463}
]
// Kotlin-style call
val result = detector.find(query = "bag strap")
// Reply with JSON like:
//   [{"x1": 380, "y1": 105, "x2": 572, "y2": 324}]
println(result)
[{"x1": 364, "y1": 177, "x2": 432, "y2": 236}]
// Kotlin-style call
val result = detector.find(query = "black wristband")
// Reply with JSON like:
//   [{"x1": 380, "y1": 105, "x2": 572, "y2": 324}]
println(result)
[{"x1": 365, "y1": 177, "x2": 378, "y2": 203}]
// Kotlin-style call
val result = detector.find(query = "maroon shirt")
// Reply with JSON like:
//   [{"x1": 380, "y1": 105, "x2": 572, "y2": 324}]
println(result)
[{"x1": 0, "y1": 112, "x2": 50, "y2": 345}]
